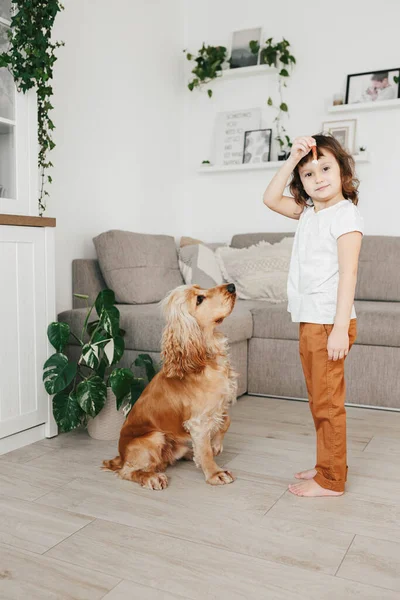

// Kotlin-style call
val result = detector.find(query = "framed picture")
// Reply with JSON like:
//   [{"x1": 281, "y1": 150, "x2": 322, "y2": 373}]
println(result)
[
  {"x1": 345, "y1": 69, "x2": 400, "y2": 104},
  {"x1": 213, "y1": 108, "x2": 261, "y2": 166},
  {"x1": 230, "y1": 27, "x2": 261, "y2": 69},
  {"x1": 243, "y1": 129, "x2": 272, "y2": 164},
  {"x1": 321, "y1": 119, "x2": 357, "y2": 154}
]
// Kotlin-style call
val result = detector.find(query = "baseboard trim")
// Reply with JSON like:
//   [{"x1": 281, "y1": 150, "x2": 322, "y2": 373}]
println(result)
[
  {"x1": 0, "y1": 424, "x2": 47, "y2": 455},
  {"x1": 247, "y1": 393, "x2": 400, "y2": 413}
]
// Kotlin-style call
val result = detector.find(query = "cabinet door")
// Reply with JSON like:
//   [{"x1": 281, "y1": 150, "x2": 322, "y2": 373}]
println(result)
[
  {"x1": 0, "y1": 12, "x2": 38, "y2": 216},
  {"x1": 0, "y1": 226, "x2": 50, "y2": 438}
]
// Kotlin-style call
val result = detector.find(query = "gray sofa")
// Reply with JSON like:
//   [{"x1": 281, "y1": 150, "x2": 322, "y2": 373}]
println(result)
[{"x1": 59, "y1": 232, "x2": 400, "y2": 410}]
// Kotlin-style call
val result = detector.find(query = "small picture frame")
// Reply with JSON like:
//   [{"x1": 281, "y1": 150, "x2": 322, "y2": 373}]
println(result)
[
  {"x1": 243, "y1": 128, "x2": 272, "y2": 164},
  {"x1": 321, "y1": 119, "x2": 357, "y2": 154},
  {"x1": 345, "y1": 69, "x2": 400, "y2": 104},
  {"x1": 230, "y1": 27, "x2": 262, "y2": 69}
]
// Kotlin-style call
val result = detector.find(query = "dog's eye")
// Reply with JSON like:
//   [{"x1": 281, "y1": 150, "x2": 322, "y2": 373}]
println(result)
[{"x1": 196, "y1": 295, "x2": 205, "y2": 306}]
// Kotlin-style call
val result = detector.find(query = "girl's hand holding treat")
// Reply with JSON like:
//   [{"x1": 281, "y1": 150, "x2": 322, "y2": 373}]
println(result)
[{"x1": 288, "y1": 136, "x2": 317, "y2": 166}]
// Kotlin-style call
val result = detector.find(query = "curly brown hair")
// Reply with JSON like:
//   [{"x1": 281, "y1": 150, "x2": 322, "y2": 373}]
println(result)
[{"x1": 289, "y1": 134, "x2": 359, "y2": 207}]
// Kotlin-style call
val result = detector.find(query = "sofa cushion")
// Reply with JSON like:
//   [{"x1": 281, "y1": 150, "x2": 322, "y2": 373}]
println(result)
[
  {"x1": 355, "y1": 236, "x2": 400, "y2": 302},
  {"x1": 251, "y1": 300, "x2": 400, "y2": 347},
  {"x1": 216, "y1": 238, "x2": 293, "y2": 302},
  {"x1": 58, "y1": 299, "x2": 253, "y2": 353},
  {"x1": 93, "y1": 230, "x2": 183, "y2": 304}
]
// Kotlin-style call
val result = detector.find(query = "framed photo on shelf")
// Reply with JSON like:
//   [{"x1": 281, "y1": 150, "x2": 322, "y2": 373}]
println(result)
[
  {"x1": 213, "y1": 108, "x2": 261, "y2": 166},
  {"x1": 243, "y1": 128, "x2": 272, "y2": 164},
  {"x1": 321, "y1": 119, "x2": 356, "y2": 153},
  {"x1": 230, "y1": 27, "x2": 261, "y2": 69},
  {"x1": 345, "y1": 69, "x2": 400, "y2": 104}
]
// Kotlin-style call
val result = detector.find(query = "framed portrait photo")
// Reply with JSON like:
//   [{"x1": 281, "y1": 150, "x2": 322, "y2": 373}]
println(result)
[
  {"x1": 243, "y1": 128, "x2": 272, "y2": 164},
  {"x1": 230, "y1": 27, "x2": 261, "y2": 69},
  {"x1": 345, "y1": 69, "x2": 400, "y2": 104},
  {"x1": 321, "y1": 119, "x2": 357, "y2": 153}
]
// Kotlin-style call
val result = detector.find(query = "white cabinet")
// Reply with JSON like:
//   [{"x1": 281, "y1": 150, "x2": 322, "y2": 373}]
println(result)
[
  {"x1": 0, "y1": 222, "x2": 57, "y2": 453},
  {"x1": 0, "y1": 6, "x2": 57, "y2": 453}
]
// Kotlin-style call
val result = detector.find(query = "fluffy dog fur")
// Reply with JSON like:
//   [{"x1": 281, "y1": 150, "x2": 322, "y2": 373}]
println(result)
[{"x1": 103, "y1": 283, "x2": 237, "y2": 490}]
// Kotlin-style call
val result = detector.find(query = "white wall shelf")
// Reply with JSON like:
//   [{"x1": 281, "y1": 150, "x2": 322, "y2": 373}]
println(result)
[
  {"x1": 219, "y1": 64, "x2": 277, "y2": 80},
  {"x1": 197, "y1": 153, "x2": 369, "y2": 174},
  {"x1": 328, "y1": 99, "x2": 400, "y2": 113}
]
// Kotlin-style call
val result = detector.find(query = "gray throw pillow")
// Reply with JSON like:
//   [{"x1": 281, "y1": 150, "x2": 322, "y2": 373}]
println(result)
[
  {"x1": 179, "y1": 243, "x2": 224, "y2": 289},
  {"x1": 93, "y1": 230, "x2": 183, "y2": 304}
]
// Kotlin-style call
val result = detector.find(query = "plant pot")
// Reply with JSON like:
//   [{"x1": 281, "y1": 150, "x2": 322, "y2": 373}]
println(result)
[{"x1": 87, "y1": 387, "x2": 125, "y2": 440}]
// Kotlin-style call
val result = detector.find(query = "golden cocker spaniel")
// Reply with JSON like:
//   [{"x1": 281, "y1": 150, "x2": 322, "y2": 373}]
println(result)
[{"x1": 103, "y1": 283, "x2": 237, "y2": 490}]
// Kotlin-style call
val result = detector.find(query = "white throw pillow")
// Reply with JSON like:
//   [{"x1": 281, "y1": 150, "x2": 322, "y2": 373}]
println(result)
[{"x1": 215, "y1": 238, "x2": 293, "y2": 302}]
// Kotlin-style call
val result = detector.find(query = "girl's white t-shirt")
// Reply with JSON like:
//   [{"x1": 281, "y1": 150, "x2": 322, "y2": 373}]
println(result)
[{"x1": 287, "y1": 199, "x2": 364, "y2": 324}]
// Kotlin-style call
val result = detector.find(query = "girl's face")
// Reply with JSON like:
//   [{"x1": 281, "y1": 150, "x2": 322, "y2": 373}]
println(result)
[{"x1": 298, "y1": 149, "x2": 342, "y2": 203}]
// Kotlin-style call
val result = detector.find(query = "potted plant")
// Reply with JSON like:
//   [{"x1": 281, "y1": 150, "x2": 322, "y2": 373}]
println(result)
[
  {"x1": 184, "y1": 44, "x2": 228, "y2": 98},
  {"x1": 43, "y1": 289, "x2": 157, "y2": 439}
]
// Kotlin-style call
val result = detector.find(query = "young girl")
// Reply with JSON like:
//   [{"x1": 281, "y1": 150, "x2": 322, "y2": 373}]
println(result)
[{"x1": 263, "y1": 134, "x2": 364, "y2": 497}]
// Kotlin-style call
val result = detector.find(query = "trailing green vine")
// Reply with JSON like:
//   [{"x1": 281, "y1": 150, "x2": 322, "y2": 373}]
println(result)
[
  {"x1": 252, "y1": 37, "x2": 296, "y2": 157},
  {"x1": 0, "y1": 0, "x2": 64, "y2": 215}
]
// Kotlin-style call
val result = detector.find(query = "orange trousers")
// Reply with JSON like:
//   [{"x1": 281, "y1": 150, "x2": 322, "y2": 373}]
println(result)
[{"x1": 299, "y1": 320, "x2": 357, "y2": 492}]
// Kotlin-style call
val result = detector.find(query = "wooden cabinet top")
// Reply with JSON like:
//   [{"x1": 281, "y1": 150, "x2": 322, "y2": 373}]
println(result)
[{"x1": 0, "y1": 214, "x2": 56, "y2": 227}]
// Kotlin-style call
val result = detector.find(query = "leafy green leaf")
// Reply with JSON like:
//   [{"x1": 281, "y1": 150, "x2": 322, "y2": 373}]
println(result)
[
  {"x1": 100, "y1": 305, "x2": 120, "y2": 337},
  {"x1": 207, "y1": 89, "x2": 213, "y2": 98},
  {"x1": 43, "y1": 353, "x2": 77, "y2": 394},
  {"x1": 130, "y1": 378, "x2": 146, "y2": 407},
  {"x1": 249, "y1": 40, "x2": 260, "y2": 55},
  {"x1": 47, "y1": 322, "x2": 70, "y2": 352},
  {"x1": 87, "y1": 320, "x2": 100, "y2": 336},
  {"x1": 112, "y1": 336, "x2": 125, "y2": 364},
  {"x1": 73, "y1": 293, "x2": 89, "y2": 300},
  {"x1": 394, "y1": 75, "x2": 399, "y2": 84},
  {"x1": 267, "y1": 97, "x2": 273, "y2": 106},
  {"x1": 97, "y1": 357, "x2": 108, "y2": 381},
  {"x1": 95, "y1": 289, "x2": 115, "y2": 314},
  {"x1": 109, "y1": 369, "x2": 135, "y2": 409},
  {"x1": 52, "y1": 390, "x2": 83, "y2": 432},
  {"x1": 280, "y1": 102, "x2": 288, "y2": 112},
  {"x1": 279, "y1": 68, "x2": 289, "y2": 77},
  {"x1": 104, "y1": 340, "x2": 114, "y2": 365},
  {"x1": 76, "y1": 376, "x2": 107, "y2": 417},
  {"x1": 81, "y1": 343, "x2": 100, "y2": 369},
  {"x1": 134, "y1": 354, "x2": 157, "y2": 382}
]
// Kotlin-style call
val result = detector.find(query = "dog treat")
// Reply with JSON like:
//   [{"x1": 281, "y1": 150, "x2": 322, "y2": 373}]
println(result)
[{"x1": 312, "y1": 145, "x2": 318, "y2": 164}]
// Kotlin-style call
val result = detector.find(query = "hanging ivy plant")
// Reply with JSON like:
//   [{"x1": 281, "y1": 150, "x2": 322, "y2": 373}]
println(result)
[
  {"x1": 251, "y1": 37, "x2": 296, "y2": 157},
  {"x1": 184, "y1": 44, "x2": 228, "y2": 98},
  {"x1": 0, "y1": 0, "x2": 65, "y2": 215}
]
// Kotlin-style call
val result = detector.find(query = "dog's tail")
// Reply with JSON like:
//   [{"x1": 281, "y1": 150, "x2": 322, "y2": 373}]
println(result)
[{"x1": 102, "y1": 455, "x2": 123, "y2": 471}]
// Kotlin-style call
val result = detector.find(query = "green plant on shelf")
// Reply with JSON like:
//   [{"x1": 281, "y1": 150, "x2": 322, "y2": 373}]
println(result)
[{"x1": 184, "y1": 44, "x2": 228, "y2": 98}]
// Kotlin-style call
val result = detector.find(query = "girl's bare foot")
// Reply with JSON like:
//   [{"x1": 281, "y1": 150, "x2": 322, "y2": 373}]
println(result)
[
  {"x1": 288, "y1": 479, "x2": 343, "y2": 497},
  {"x1": 294, "y1": 468, "x2": 317, "y2": 480}
]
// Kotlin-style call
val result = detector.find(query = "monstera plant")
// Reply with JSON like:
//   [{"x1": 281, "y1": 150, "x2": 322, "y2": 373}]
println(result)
[{"x1": 43, "y1": 289, "x2": 157, "y2": 432}]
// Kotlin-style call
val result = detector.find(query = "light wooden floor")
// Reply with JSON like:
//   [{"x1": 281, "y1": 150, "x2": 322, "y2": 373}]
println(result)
[{"x1": 1, "y1": 395, "x2": 400, "y2": 599}]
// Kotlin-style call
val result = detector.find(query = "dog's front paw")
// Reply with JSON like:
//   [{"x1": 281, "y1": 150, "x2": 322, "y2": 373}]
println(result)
[
  {"x1": 207, "y1": 470, "x2": 235, "y2": 485},
  {"x1": 211, "y1": 442, "x2": 223, "y2": 456},
  {"x1": 141, "y1": 473, "x2": 168, "y2": 490}
]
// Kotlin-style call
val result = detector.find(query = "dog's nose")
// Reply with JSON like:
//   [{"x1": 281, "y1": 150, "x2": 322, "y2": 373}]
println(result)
[{"x1": 226, "y1": 283, "x2": 236, "y2": 294}]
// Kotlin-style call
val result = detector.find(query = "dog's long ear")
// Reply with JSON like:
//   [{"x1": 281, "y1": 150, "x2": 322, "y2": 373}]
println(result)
[{"x1": 160, "y1": 287, "x2": 207, "y2": 379}]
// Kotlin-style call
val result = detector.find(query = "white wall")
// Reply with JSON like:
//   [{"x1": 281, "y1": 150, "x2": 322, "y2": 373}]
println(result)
[
  {"x1": 181, "y1": 0, "x2": 400, "y2": 242},
  {"x1": 52, "y1": 0, "x2": 185, "y2": 312},
  {"x1": 52, "y1": 0, "x2": 400, "y2": 312}
]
